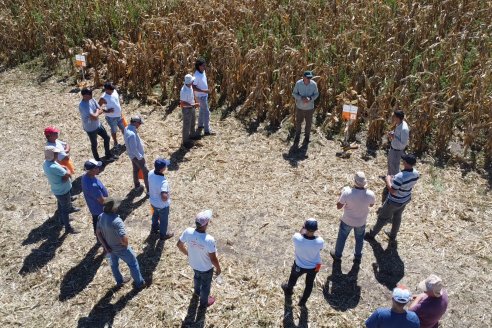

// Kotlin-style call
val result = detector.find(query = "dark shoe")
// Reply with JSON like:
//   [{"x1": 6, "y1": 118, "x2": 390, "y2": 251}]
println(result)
[
  {"x1": 364, "y1": 233, "x2": 375, "y2": 241},
  {"x1": 190, "y1": 135, "x2": 201, "y2": 140},
  {"x1": 70, "y1": 195, "x2": 79, "y2": 201},
  {"x1": 159, "y1": 233, "x2": 174, "y2": 241},
  {"x1": 151, "y1": 228, "x2": 159, "y2": 234},
  {"x1": 281, "y1": 283, "x2": 293, "y2": 296},
  {"x1": 330, "y1": 249, "x2": 341, "y2": 261},
  {"x1": 204, "y1": 131, "x2": 216, "y2": 136},
  {"x1": 134, "y1": 280, "x2": 148, "y2": 290},
  {"x1": 298, "y1": 300, "x2": 307, "y2": 308},
  {"x1": 353, "y1": 256, "x2": 362, "y2": 264},
  {"x1": 182, "y1": 141, "x2": 194, "y2": 149},
  {"x1": 133, "y1": 184, "x2": 143, "y2": 191},
  {"x1": 66, "y1": 227, "x2": 80, "y2": 234},
  {"x1": 69, "y1": 207, "x2": 81, "y2": 213},
  {"x1": 117, "y1": 277, "x2": 131, "y2": 287},
  {"x1": 384, "y1": 230, "x2": 396, "y2": 241}
]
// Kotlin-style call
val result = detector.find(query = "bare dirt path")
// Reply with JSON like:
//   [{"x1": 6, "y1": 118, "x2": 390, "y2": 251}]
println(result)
[{"x1": 0, "y1": 66, "x2": 490, "y2": 327}]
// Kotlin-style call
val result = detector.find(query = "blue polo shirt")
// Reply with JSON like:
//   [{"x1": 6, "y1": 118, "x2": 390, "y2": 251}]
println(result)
[
  {"x1": 43, "y1": 160, "x2": 71, "y2": 196},
  {"x1": 365, "y1": 308, "x2": 420, "y2": 328},
  {"x1": 81, "y1": 174, "x2": 108, "y2": 216}
]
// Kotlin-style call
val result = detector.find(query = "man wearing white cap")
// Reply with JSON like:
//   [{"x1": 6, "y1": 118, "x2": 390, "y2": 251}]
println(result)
[
  {"x1": 177, "y1": 210, "x2": 221, "y2": 308},
  {"x1": 281, "y1": 219, "x2": 325, "y2": 307},
  {"x1": 409, "y1": 275, "x2": 448, "y2": 328},
  {"x1": 366, "y1": 285, "x2": 420, "y2": 328},
  {"x1": 43, "y1": 146, "x2": 80, "y2": 234},
  {"x1": 331, "y1": 172, "x2": 375, "y2": 262},
  {"x1": 180, "y1": 74, "x2": 198, "y2": 148},
  {"x1": 81, "y1": 159, "x2": 108, "y2": 241}
]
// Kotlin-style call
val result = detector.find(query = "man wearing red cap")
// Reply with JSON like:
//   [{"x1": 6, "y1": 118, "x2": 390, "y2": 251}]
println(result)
[{"x1": 44, "y1": 126, "x2": 74, "y2": 174}]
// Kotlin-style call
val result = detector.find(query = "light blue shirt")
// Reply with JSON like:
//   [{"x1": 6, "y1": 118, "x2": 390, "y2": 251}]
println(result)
[
  {"x1": 79, "y1": 98, "x2": 101, "y2": 132},
  {"x1": 124, "y1": 124, "x2": 144, "y2": 160},
  {"x1": 391, "y1": 121, "x2": 410, "y2": 150},
  {"x1": 43, "y1": 160, "x2": 71, "y2": 196},
  {"x1": 148, "y1": 170, "x2": 170, "y2": 209},
  {"x1": 292, "y1": 233, "x2": 324, "y2": 269},
  {"x1": 292, "y1": 79, "x2": 319, "y2": 110}
]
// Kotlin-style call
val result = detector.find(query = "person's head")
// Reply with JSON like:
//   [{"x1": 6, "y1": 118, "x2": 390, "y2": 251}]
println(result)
[
  {"x1": 419, "y1": 274, "x2": 444, "y2": 298},
  {"x1": 154, "y1": 158, "x2": 170, "y2": 174},
  {"x1": 130, "y1": 115, "x2": 144, "y2": 128},
  {"x1": 184, "y1": 74, "x2": 195, "y2": 87},
  {"x1": 354, "y1": 171, "x2": 368, "y2": 189},
  {"x1": 302, "y1": 70, "x2": 313, "y2": 85},
  {"x1": 44, "y1": 145, "x2": 61, "y2": 161},
  {"x1": 303, "y1": 218, "x2": 318, "y2": 236},
  {"x1": 195, "y1": 58, "x2": 206, "y2": 72},
  {"x1": 195, "y1": 209, "x2": 212, "y2": 232},
  {"x1": 84, "y1": 159, "x2": 103, "y2": 176},
  {"x1": 103, "y1": 82, "x2": 115, "y2": 95},
  {"x1": 392, "y1": 110, "x2": 405, "y2": 124},
  {"x1": 103, "y1": 197, "x2": 121, "y2": 214},
  {"x1": 401, "y1": 153, "x2": 416, "y2": 169},
  {"x1": 81, "y1": 88, "x2": 93, "y2": 101},
  {"x1": 44, "y1": 126, "x2": 60, "y2": 143},
  {"x1": 392, "y1": 285, "x2": 412, "y2": 311}
]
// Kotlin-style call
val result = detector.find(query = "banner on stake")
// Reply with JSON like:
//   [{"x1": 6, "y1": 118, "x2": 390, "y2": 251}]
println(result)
[
  {"x1": 342, "y1": 104, "x2": 358, "y2": 121},
  {"x1": 75, "y1": 55, "x2": 86, "y2": 68}
]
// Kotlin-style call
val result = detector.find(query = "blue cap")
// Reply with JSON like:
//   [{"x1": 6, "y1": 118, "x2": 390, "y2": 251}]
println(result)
[
  {"x1": 154, "y1": 158, "x2": 170, "y2": 171},
  {"x1": 304, "y1": 218, "x2": 318, "y2": 231}
]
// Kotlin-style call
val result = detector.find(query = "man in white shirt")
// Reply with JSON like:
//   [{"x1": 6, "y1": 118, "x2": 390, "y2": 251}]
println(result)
[
  {"x1": 177, "y1": 210, "x2": 221, "y2": 308},
  {"x1": 99, "y1": 82, "x2": 125, "y2": 148},
  {"x1": 281, "y1": 219, "x2": 325, "y2": 307},
  {"x1": 330, "y1": 172, "x2": 375, "y2": 262},
  {"x1": 124, "y1": 115, "x2": 149, "y2": 193},
  {"x1": 148, "y1": 158, "x2": 173, "y2": 241},
  {"x1": 387, "y1": 110, "x2": 410, "y2": 176},
  {"x1": 193, "y1": 58, "x2": 215, "y2": 136},
  {"x1": 180, "y1": 74, "x2": 198, "y2": 148}
]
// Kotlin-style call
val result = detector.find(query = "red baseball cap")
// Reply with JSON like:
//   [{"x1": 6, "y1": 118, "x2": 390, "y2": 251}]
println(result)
[{"x1": 44, "y1": 126, "x2": 60, "y2": 135}]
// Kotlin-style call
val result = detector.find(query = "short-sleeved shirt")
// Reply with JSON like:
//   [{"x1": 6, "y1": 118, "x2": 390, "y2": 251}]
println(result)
[
  {"x1": 388, "y1": 168, "x2": 420, "y2": 204},
  {"x1": 292, "y1": 233, "x2": 325, "y2": 269},
  {"x1": 391, "y1": 121, "x2": 410, "y2": 150},
  {"x1": 365, "y1": 308, "x2": 420, "y2": 328},
  {"x1": 179, "y1": 227, "x2": 216, "y2": 272},
  {"x1": 101, "y1": 90, "x2": 122, "y2": 118},
  {"x1": 338, "y1": 186, "x2": 376, "y2": 227},
  {"x1": 46, "y1": 139, "x2": 68, "y2": 161},
  {"x1": 81, "y1": 174, "x2": 108, "y2": 216},
  {"x1": 193, "y1": 70, "x2": 208, "y2": 97},
  {"x1": 180, "y1": 84, "x2": 195, "y2": 107},
  {"x1": 43, "y1": 160, "x2": 71, "y2": 196},
  {"x1": 409, "y1": 290, "x2": 448, "y2": 328},
  {"x1": 79, "y1": 98, "x2": 101, "y2": 132},
  {"x1": 148, "y1": 170, "x2": 170, "y2": 209},
  {"x1": 97, "y1": 212, "x2": 127, "y2": 253}
]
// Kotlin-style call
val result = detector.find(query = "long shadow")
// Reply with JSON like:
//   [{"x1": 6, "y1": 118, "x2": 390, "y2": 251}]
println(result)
[
  {"x1": 119, "y1": 187, "x2": 147, "y2": 221},
  {"x1": 136, "y1": 233, "x2": 165, "y2": 285},
  {"x1": 168, "y1": 146, "x2": 191, "y2": 171},
  {"x1": 71, "y1": 176, "x2": 83, "y2": 196},
  {"x1": 323, "y1": 260, "x2": 361, "y2": 311},
  {"x1": 59, "y1": 244, "x2": 104, "y2": 301},
  {"x1": 367, "y1": 239, "x2": 404, "y2": 290},
  {"x1": 282, "y1": 143, "x2": 309, "y2": 168},
  {"x1": 19, "y1": 213, "x2": 66, "y2": 275},
  {"x1": 283, "y1": 293, "x2": 309, "y2": 328},
  {"x1": 181, "y1": 294, "x2": 207, "y2": 328}
]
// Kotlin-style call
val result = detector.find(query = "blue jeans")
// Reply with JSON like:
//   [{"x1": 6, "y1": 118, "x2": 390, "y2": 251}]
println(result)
[
  {"x1": 86, "y1": 125, "x2": 111, "y2": 160},
  {"x1": 334, "y1": 221, "x2": 365, "y2": 259},
  {"x1": 369, "y1": 199, "x2": 407, "y2": 239},
  {"x1": 193, "y1": 268, "x2": 214, "y2": 307},
  {"x1": 197, "y1": 95, "x2": 210, "y2": 133},
  {"x1": 55, "y1": 190, "x2": 73, "y2": 230},
  {"x1": 151, "y1": 205, "x2": 170, "y2": 237},
  {"x1": 105, "y1": 116, "x2": 125, "y2": 134},
  {"x1": 107, "y1": 247, "x2": 145, "y2": 287}
]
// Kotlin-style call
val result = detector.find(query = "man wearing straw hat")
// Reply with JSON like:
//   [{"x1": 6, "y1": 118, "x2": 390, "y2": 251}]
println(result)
[
  {"x1": 148, "y1": 158, "x2": 174, "y2": 241},
  {"x1": 96, "y1": 198, "x2": 146, "y2": 289},
  {"x1": 281, "y1": 219, "x2": 325, "y2": 307},
  {"x1": 180, "y1": 74, "x2": 199, "y2": 148},
  {"x1": 292, "y1": 70, "x2": 319, "y2": 146},
  {"x1": 177, "y1": 210, "x2": 221, "y2": 308},
  {"x1": 365, "y1": 285, "x2": 420, "y2": 327},
  {"x1": 43, "y1": 145, "x2": 80, "y2": 234},
  {"x1": 81, "y1": 159, "x2": 108, "y2": 243},
  {"x1": 330, "y1": 172, "x2": 375, "y2": 262},
  {"x1": 409, "y1": 274, "x2": 448, "y2": 328},
  {"x1": 387, "y1": 109, "x2": 410, "y2": 176},
  {"x1": 124, "y1": 115, "x2": 149, "y2": 193},
  {"x1": 98, "y1": 82, "x2": 125, "y2": 149}
]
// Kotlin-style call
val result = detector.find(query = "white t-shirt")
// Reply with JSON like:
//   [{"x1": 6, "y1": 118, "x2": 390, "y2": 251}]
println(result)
[
  {"x1": 338, "y1": 186, "x2": 375, "y2": 227},
  {"x1": 102, "y1": 90, "x2": 122, "y2": 117},
  {"x1": 180, "y1": 84, "x2": 195, "y2": 106},
  {"x1": 46, "y1": 139, "x2": 67, "y2": 161},
  {"x1": 293, "y1": 233, "x2": 324, "y2": 269},
  {"x1": 193, "y1": 70, "x2": 208, "y2": 97},
  {"x1": 148, "y1": 170, "x2": 170, "y2": 209},
  {"x1": 179, "y1": 227, "x2": 216, "y2": 272}
]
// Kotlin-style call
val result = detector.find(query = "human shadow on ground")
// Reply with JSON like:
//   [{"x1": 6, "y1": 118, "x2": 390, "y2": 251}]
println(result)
[
  {"x1": 367, "y1": 239, "x2": 404, "y2": 290},
  {"x1": 168, "y1": 146, "x2": 191, "y2": 171},
  {"x1": 136, "y1": 233, "x2": 165, "y2": 285},
  {"x1": 181, "y1": 294, "x2": 207, "y2": 328},
  {"x1": 323, "y1": 260, "x2": 361, "y2": 311},
  {"x1": 282, "y1": 143, "x2": 309, "y2": 168},
  {"x1": 119, "y1": 187, "x2": 147, "y2": 221},
  {"x1": 283, "y1": 293, "x2": 309, "y2": 328},
  {"x1": 59, "y1": 244, "x2": 104, "y2": 301},
  {"x1": 19, "y1": 212, "x2": 66, "y2": 275},
  {"x1": 71, "y1": 176, "x2": 83, "y2": 196}
]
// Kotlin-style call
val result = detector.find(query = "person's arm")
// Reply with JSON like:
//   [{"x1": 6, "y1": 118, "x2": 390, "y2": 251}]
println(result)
[
  {"x1": 96, "y1": 196, "x2": 105, "y2": 205},
  {"x1": 96, "y1": 229, "x2": 112, "y2": 253},
  {"x1": 192, "y1": 81, "x2": 209, "y2": 94},
  {"x1": 160, "y1": 192, "x2": 169, "y2": 202},
  {"x1": 209, "y1": 252, "x2": 221, "y2": 276},
  {"x1": 310, "y1": 83, "x2": 319, "y2": 102},
  {"x1": 120, "y1": 235, "x2": 129, "y2": 247},
  {"x1": 386, "y1": 175, "x2": 397, "y2": 195},
  {"x1": 89, "y1": 100, "x2": 103, "y2": 120},
  {"x1": 126, "y1": 133, "x2": 140, "y2": 159},
  {"x1": 337, "y1": 188, "x2": 347, "y2": 209},
  {"x1": 181, "y1": 101, "x2": 193, "y2": 107},
  {"x1": 409, "y1": 293, "x2": 426, "y2": 311},
  {"x1": 397, "y1": 124, "x2": 410, "y2": 146},
  {"x1": 292, "y1": 82, "x2": 302, "y2": 100},
  {"x1": 176, "y1": 240, "x2": 188, "y2": 256},
  {"x1": 61, "y1": 171, "x2": 71, "y2": 181},
  {"x1": 336, "y1": 202, "x2": 344, "y2": 209}
]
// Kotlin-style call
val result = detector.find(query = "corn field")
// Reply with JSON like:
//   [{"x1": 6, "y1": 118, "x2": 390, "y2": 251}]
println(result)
[{"x1": 2, "y1": 0, "x2": 491, "y2": 168}]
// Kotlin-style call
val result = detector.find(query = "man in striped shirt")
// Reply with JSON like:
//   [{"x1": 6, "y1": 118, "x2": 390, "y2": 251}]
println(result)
[{"x1": 365, "y1": 154, "x2": 419, "y2": 241}]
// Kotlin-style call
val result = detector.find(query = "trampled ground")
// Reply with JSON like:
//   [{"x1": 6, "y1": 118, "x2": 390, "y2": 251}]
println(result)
[{"x1": 0, "y1": 66, "x2": 491, "y2": 327}]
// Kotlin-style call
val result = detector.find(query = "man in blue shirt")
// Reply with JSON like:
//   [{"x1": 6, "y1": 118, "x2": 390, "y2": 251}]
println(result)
[
  {"x1": 366, "y1": 285, "x2": 420, "y2": 328},
  {"x1": 365, "y1": 154, "x2": 419, "y2": 241},
  {"x1": 43, "y1": 146, "x2": 80, "y2": 234},
  {"x1": 124, "y1": 115, "x2": 149, "y2": 193},
  {"x1": 81, "y1": 159, "x2": 108, "y2": 242}
]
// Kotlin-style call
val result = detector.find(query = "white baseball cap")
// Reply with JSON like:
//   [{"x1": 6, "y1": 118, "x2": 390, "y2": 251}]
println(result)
[
  {"x1": 184, "y1": 74, "x2": 195, "y2": 85},
  {"x1": 195, "y1": 209, "x2": 212, "y2": 227},
  {"x1": 392, "y1": 285, "x2": 412, "y2": 304}
]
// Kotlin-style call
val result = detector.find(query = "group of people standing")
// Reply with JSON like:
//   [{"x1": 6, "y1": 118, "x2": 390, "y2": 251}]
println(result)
[{"x1": 41, "y1": 65, "x2": 448, "y2": 326}]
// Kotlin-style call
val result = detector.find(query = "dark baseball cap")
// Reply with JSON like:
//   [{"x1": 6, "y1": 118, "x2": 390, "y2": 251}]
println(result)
[
  {"x1": 304, "y1": 218, "x2": 318, "y2": 231},
  {"x1": 81, "y1": 88, "x2": 93, "y2": 96},
  {"x1": 303, "y1": 71, "x2": 313, "y2": 78},
  {"x1": 154, "y1": 158, "x2": 171, "y2": 171},
  {"x1": 130, "y1": 115, "x2": 144, "y2": 124},
  {"x1": 103, "y1": 82, "x2": 115, "y2": 90},
  {"x1": 402, "y1": 154, "x2": 417, "y2": 166}
]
